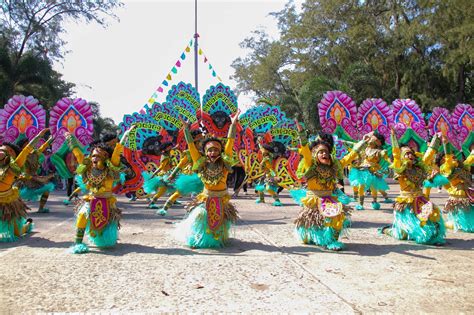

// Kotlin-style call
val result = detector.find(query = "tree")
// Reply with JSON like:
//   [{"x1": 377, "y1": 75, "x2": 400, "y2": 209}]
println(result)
[
  {"x1": 0, "y1": 0, "x2": 122, "y2": 63},
  {"x1": 89, "y1": 101, "x2": 119, "y2": 141},
  {"x1": 0, "y1": 41, "x2": 74, "y2": 107},
  {"x1": 232, "y1": 0, "x2": 473, "y2": 130}
]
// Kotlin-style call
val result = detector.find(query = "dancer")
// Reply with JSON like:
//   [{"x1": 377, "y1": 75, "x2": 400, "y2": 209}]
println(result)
[
  {"x1": 0, "y1": 129, "x2": 48, "y2": 242},
  {"x1": 437, "y1": 142, "x2": 474, "y2": 232},
  {"x1": 67, "y1": 126, "x2": 134, "y2": 254},
  {"x1": 380, "y1": 131, "x2": 445, "y2": 245},
  {"x1": 255, "y1": 139, "x2": 284, "y2": 206},
  {"x1": 156, "y1": 129, "x2": 204, "y2": 216},
  {"x1": 146, "y1": 141, "x2": 176, "y2": 209},
  {"x1": 17, "y1": 135, "x2": 55, "y2": 213},
  {"x1": 292, "y1": 122, "x2": 365, "y2": 251},
  {"x1": 348, "y1": 131, "x2": 391, "y2": 210},
  {"x1": 174, "y1": 111, "x2": 240, "y2": 248}
]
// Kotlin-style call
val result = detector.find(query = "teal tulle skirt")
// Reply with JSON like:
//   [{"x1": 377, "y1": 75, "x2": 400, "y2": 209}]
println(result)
[
  {"x1": 76, "y1": 202, "x2": 119, "y2": 248},
  {"x1": 349, "y1": 168, "x2": 389, "y2": 191},
  {"x1": 173, "y1": 203, "x2": 233, "y2": 248},
  {"x1": 0, "y1": 216, "x2": 33, "y2": 242},
  {"x1": 141, "y1": 172, "x2": 165, "y2": 194},
  {"x1": 391, "y1": 207, "x2": 446, "y2": 244},
  {"x1": 19, "y1": 182, "x2": 55, "y2": 201},
  {"x1": 423, "y1": 174, "x2": 449, "y2": 188},
  {"x1": 447, "y1": 204, "x2": 474, "y2": 233},
  {"x1": 175, "y1": 173, "x2": 204, "y2": 195},
  {"x1": 295, "y1": 226, "x2": 345, "y2": 250}
]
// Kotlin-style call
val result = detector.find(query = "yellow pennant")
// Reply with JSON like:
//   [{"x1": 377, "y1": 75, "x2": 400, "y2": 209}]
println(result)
[
  {"x1": 198, "y1": 48, "x2": 203, "y2": 55},
  {"x1": 166, "y1": 74, "x2": 172, "y2": 80},
  {"x1": 185, "y1": 46, "x2": 191, "y2": 52}
]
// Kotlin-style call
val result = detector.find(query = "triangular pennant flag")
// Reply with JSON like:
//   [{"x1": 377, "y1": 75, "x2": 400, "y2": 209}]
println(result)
[
  {"x1": 209, "y1": 64, "x2": 212, "y2": 70},
  {"x1": 166, "y1": 73, "x2": 172, "y2": 80},
  {"x1": 157, "y1": 87, "x2": 164, "y2": 93},
  {"x1": 171, "y1": 67, "x2": 177, "y2": 74},
  {"x1": 162, "y1": 80, "x2": 169, "y2": 86},
  {"x1": 189, "y1": 39, "x2": 193, "y2": 46},
  {"x1": 217, "y1": 76, "x2": 222, "y2": 81},
  {"x1": 185, "y1": 46, "x2": 191, "y2": 53},
  {"x1": 212, "y1": 70, "x2": 216, "y2": 77},
  {"x1": 198, "y1": 48, "x2": 203, "y2": 55},
  {"x1": 176, "y1": 60, "x2": 181, "y2": 67},
  {"x1": 204, "y1": 57, "x2": 208, "y2": 63},
  {"x1": 180, "y1": 53, "x2": 186, "y2": 60},
  {"x1": 147, "y1": 99, "x2": 154, "y2": 105},
  {"x1": 152, "y1": 92, "x2": 158, "y2": 98},
  {"x1": 140, "y1": 109, "x2": 146, "y2": 114}
]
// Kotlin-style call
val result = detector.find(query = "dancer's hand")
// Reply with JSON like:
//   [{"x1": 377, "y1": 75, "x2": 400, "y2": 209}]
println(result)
[{"x1": 231, "y1": 109, "x2": 240, "y2": 124}]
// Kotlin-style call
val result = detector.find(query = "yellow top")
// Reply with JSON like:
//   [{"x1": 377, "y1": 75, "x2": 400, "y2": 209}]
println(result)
[
  {"x1": 72, "y1": 143, "x2": 123, "y2": 195},
  {"x1": 440, "y1": 153, "x2": 474, "y2": 197},
  {"x1": 299, "y1": 143, "x2": 358, "y2": 192},
  {"x1": 392, "y1": 146, "x2": 436, "y2": 196},
  {"x1": 188, "y1": 136, "x2": 235, "y2": 191},
  {"x1": 359, "y1": 147, "x2": 390, "y2": 172},
  {"x1": 0, "y1": 144, "x2": 34, "y2": 192}
]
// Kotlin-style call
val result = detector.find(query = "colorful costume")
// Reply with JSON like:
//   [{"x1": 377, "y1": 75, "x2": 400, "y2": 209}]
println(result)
[
  {"x1": 440, "y1": 151, "x2": 474, "y2": 232},
  {"x1": 348, "y1": 134, "x2": 391, "y2": 210},
  {"x1": 381, "y1": 133, "x2": 445, "y2": 245},
  {"x1": 17, "y1": 137, "x2": 55, "y2": 213},
  {"x1": 145, "y1": 143, "x2": 176, "y2": 209},
  {"x1": 174, "y1": 119, "x2": 239, "y2": 248},
  {"x1": 0, "y1": 131, "x2": 47, "y2": 242},
  {"x1": 255, "y1": 142, "x2": 283, "y2": 206},
  {"x1": 156, "y1": 149, "x2": 204, "y2": 216},
  {"x1": 292, "y1": 132, "x2": 363, "y2": 251},
  {"x1": 68, "y1": 136, "x2": 124, "y2": 254}
]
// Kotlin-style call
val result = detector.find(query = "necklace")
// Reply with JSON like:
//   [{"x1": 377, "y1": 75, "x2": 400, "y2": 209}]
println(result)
[{"x1": 86, "y1": 168, "x2": 107, "y2": 187}]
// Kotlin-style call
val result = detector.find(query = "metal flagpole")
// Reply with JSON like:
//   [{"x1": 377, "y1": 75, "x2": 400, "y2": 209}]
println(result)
[
  {"x1": 194, "y1": 0, "x2": 201, "y2": 125},
  {"x1": 194, "y1": 0, "x2": 199, "y2": 94}
]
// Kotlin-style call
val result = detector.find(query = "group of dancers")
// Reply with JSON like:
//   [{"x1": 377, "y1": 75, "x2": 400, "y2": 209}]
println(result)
[{"x1": 0, "y1": 111, "x2": 472, "y2": 253}]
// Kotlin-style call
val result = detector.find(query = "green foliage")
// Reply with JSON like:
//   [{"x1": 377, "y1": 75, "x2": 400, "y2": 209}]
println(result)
[
  {"x1": 89, "y1": 101, "x2": 119, "y2": 141},
  {"x1": 232, "y1": 0, "x2": 474, "y2": 133}
]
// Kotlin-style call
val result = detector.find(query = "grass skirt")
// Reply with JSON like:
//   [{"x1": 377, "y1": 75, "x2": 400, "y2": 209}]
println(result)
[
  {"x1": 294, "y1": 191, "x2": 352, "y2": 250},
  {"x1": 444, "y1": 198, "x2": 474, "y2": 232},
  {"x1": 0, "y1": 194, "x2": 32, "y2": 242},
  {"x1": 391, "y1": 207, "x2": 446, "y2": 244},
  {"x1": 75, "y1": 200, "x2": 120, "y2": 248},
  {"x1": 173, "y1": 194, "x2": 237, "y2": 248},
  {"x1": 349, "y1": 168, "x2": 389, "y2": 191},
  {"x1": 19, "y1": 182, "x2": 55, "y2": 201},
  {"x1": 175, "y1": 173, "x2": 204, "y2": 195}
]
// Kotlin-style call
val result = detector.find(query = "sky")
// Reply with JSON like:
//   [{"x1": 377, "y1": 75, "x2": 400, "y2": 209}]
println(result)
[{"x1": 54, "y1": 0, "x2": 296, "y2": 124}]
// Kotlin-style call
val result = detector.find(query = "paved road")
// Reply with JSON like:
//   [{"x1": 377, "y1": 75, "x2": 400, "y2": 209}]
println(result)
[{"x1": 1, "y1": 186, "x2": 472, "y2": 313}]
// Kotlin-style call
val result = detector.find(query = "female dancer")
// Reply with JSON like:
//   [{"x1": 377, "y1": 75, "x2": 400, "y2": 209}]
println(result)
[
  {"x1": 437, "y1": 143, "x2": 473, "y2": 232},
  {"x1": 293, "y1": 123, "x2": 366, "y2": 251},
  {"x1": 17, "y1": 135, "x2": 54, "y2": 213},
  {"x1": 174, "y1": 112, "x2": 240, "y2": 248},
  {"x1": 67, "y1": 126, "x2": 133, "y2": 254},
  {"x1": 255, "y1": 139, "x2": 284, "y2": 206},
  {"x1": 0, "y1": 128, "x2": 48, "y2": 241},
  {"x1": 155, "y1": 129, "x2": 204, "y2": 216},
  {"x1": 380, "y1": 130, "x2": 445, "y2": 245},
  {"x1": 348, "y1": 131, "x2": 391, "y2": 210}
]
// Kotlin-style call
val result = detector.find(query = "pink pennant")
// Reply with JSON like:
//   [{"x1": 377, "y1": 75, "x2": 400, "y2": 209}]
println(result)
[
  {"x1": 157, "y1": 87, "x2": 164, "y2": 93},
  {"x1": 176, "y1": 60, "x2": 181, "y2": 67},
  {"x1": 204, "y1": 57, "x2": 208, "y2": 63}
]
